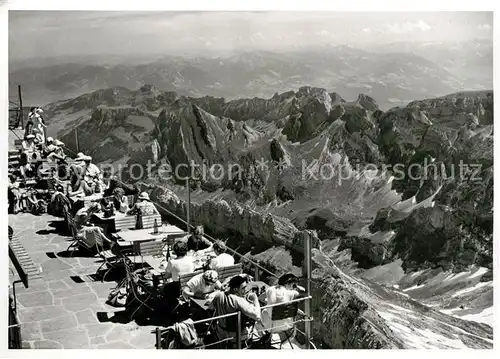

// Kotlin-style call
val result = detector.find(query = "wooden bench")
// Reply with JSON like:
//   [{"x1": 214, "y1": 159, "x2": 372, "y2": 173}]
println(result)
[{"x1": 114, "y1": 213, "x2": 162, "y2": 232}]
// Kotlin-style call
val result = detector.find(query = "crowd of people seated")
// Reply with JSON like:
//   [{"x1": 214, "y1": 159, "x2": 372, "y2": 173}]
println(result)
[
  {"x1": 8, "y1": 116, "x2": 69, "y2": 215},
  {"x1": 10, "y1": 108, "x2": 305, "y2": 349}
]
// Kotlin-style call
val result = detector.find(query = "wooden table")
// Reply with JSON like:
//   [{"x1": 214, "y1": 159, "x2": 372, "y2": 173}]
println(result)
[
  {"x1": 116, "y1": 224, "x2": 185, "y2": 244},
  {"x1": 190, "y1": 291, "x2": 219, "y2": 311},
  {"x1": 70, "y1": 193, "x2": 104, "y2": 206},
  {"x1": 93, "y1": 211, "x2": 126, "y2": 221}
]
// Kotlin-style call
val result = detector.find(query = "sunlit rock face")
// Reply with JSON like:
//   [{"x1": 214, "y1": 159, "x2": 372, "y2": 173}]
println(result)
[{"x1": 50, "y1": 87, "x2": 493, "y2": 348}]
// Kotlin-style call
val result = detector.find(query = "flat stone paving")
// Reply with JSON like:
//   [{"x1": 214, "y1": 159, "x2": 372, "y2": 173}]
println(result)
[{"x1": 9, "y1": 213, "x2": 158, "y2": 349}]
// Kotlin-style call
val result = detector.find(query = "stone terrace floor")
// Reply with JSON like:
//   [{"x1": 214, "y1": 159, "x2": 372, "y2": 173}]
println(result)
[{"x1": 9, "y1": 213, "x2": 159, "y2": 349}]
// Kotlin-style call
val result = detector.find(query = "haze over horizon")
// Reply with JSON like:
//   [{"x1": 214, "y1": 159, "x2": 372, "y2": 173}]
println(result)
[{"x1": 9, "y1": 11, "x2": 493, "y2": 61}]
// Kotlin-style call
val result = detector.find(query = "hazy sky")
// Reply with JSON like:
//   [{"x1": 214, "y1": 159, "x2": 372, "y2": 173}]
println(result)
[{"x1": 9, "y1": 11, "x2": 493, "y2": 60}]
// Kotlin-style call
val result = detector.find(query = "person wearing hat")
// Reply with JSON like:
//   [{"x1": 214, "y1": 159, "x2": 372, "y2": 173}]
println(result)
[
  {"x1": 209, "y1": 240, "x2": 235, "y2": 271},
  {"x1": 258, "y1": 273, "x2": 305, "y2": 336},
  {"x1": 126, "y1": 192, "x2": 159, "y2": 216},
  {"x1": 52, "y1": 140, "x2": 66, "y2": 160},
  {"x1": 31, "y1": 109, "x2": 47, "y2": 144},
  {"x1": 44, "y1": 139, "x2": 61, "y2": 161},
  {"x1": 183, "y1": 269, "x2": 222, "y2": 300},
  {"x1": 208, "y1": 274, "x2": 261, "y2": 347},
  {"x1": 22, "y1": 134, "x2": 36, "y2": 153},
  {"x1": 79, "y1": 154, "x2": 102, "y2": 195},
  {"x1": 112, "y1": 187, "x2": 129, "y2": 213}
]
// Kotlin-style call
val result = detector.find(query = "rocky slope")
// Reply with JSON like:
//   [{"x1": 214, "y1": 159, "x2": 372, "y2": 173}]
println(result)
[{"x1": 43, "y1": 86, "x2": 493, "y2": 348}]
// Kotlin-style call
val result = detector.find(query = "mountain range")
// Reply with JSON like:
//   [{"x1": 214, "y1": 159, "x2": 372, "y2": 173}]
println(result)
[{"x1": 9, "y1": 40, "x2": 492, "y2": 110}]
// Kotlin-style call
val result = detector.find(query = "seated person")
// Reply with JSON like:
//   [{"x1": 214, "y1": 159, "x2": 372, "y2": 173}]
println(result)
[
  {"x1": 164, "y1": 242, "x2": 195, "y2": 282},
  {"x1": 112, "y1": 187, "x2": 129, "y2": 213},
  {"x1": 208, "y1": 275, "x2": 261, "y2": 345},
  {"x1": 258, "y1": 273, "x2": 304, "y2": 335},
  {"x1": 209, "y1": 240, "x2": 235, "y2": 271},
  {"x1": 53, "y1": 140, "x2": 66, "y2": 157},
  {"x1": 76, "y1": 225, "x2": 116, "y2": 252},
  {"x1": 48, "y1": 184, "x2": 72, "y2": 218},
  {"x1": 21, "y1": 134, "x2": 36, "y2": 153},
  {"x1": 126, "y1": 192, "x2": 159, "y2": 216},
  {"x1": 68, "y1": 163, "x2": 85, "y2": 195},
  {"x1": 184, "y1": 225, "x2": 212, "y2": 253},
  {"x1": 8, "y1": 175, "x2": 23, "y2": 214},
  {"x1": 162, "y1": 242, "x2": 195, "y2": 303},
  {"x1": 45, "y1": 140, "x2": 66, "y2": 162},
  {"x1": 80, "y1": 155, "x2": 103, "y2": 195},
  {"x1": 17, "y1": 149, "x2": 34, "y2": 179},
  {"x1": 25, "y1": 190, "x2": 47, "y2": 215},
  {"x1": 101, "y1": 197, "x2": 115, "y2": 217},
  {"x1": 182, "y1": 270, "x2": 222, "y2": 300},
  {"x1": 74, "y1": 203, "x2": 101, "y2": 231}
]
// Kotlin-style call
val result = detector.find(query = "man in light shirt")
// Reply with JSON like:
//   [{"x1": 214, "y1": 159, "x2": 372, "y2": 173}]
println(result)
[
  {"x1": 259, "y1": 273, "x2": 304, "y2": 335},
  {"x1": 209, "y1": 275, "x2": 261, "y2": 346},
  {"x1": 209, "y1": 240, "x2": 235, "y2": 270},
  {"x1": 165, "y1": 242, "x2": 195, "y2": 282},
  {"x1": 183, "y1": 270, "x2": 222, "y2": 299}
]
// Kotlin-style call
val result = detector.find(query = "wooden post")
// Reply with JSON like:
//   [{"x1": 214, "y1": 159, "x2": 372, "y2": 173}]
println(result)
[
  {"x1": 254, "y1": 264, "x2": 260, "y2": 281},
  {"x1": 304, "y1": 231, "x2": 312, "y2": 349},
  {"x1": 74, "y1": 128, "x2": 79, "y2": 153},
  {"x1": 17, "y1": 85, "x2": 23, "y2": 128}
]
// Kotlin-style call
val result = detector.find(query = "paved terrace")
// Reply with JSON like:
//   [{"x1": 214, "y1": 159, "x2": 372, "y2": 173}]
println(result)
[{"x1": 8, "y1": 213, "x2": 158, "y2": 349}]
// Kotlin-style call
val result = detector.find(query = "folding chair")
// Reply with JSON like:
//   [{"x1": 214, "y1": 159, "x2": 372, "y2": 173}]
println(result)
[
  {"x1": 65, "y1": 216, "x2": 94, "y2": 257},
  {"x1": 95, "y1": 234, "x2": 132, "y2": 282},
  {"x1": 269, "y1": 301, "x2": 299, "y2": 349}
]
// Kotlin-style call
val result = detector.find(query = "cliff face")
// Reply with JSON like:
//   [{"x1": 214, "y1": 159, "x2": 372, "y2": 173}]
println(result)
[{"x1": 47, "y1": 87, "x2": 493, "y2": 348}]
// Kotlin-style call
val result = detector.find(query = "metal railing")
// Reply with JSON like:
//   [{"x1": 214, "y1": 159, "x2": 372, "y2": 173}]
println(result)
[{"x1": 154, "y1": 296, "x2": 314, "y2": 349}]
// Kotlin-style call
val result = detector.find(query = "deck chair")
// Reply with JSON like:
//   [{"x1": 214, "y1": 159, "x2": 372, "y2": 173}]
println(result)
[
  {"x1": 217, "y1": 264, "x2": 243, "y2": 283},
  {"x1": 65, "y1": 216, "x2": 95, "y2": 257},
  {"x1": 268, "y1": 301, "x2": 299, "y2": 349},
  {"x1": 95, "y1": 233, "x2": 132, "y2": 282},
  {"x1": 138, "y1": 240, "x2": 165, "y2": 264}
]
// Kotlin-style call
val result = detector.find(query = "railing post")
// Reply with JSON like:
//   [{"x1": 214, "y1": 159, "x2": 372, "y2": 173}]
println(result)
[
  {"x1": 236, "y1": 311, "x2": 242, "y2": 349},
  {"x1": 254, "y1": 264, "x2": 260, "y2": 281},
  {"x1": 186, "y1": 175, "x2": 191, "y2": 234},
  {"x1": 304, "y1": 231, "x2": 312, "y2": 349},
  {"x1": 18, "y1": 85, "x2": 23, "y2": 128},
  {"x1": 75, "y1": 128, "x2": 79, "y2": 153},
  {"x1": 155, "y1": 327, "x2": 161, "y2": 349}
]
